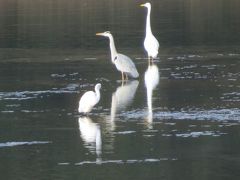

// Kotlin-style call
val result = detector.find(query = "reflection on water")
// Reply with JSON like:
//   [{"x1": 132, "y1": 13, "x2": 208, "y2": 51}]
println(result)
[
  {"x1": 0, "y1": 49, "x2": 239, "y2": 179},
  {"x1": 144, "y1": 64, "x2": 159, "y2": 126},
  {"x1": 110, "y1": 80, "x2": 139, "y2": 122},
  {"x1": 0, "y1": 0, "x2": 240, "y2": 178},
  {"x1": 78, "y1": 116, "x2": 102, "y2": 159}
]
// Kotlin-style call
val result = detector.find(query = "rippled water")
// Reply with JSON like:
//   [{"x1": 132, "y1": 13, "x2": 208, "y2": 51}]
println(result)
[
  {"x1": 0, "y1": 47, "x2": 240, "y2": 179},
  {"x1": 1, "y1": 0, "x2": 240, "y2": 179}
]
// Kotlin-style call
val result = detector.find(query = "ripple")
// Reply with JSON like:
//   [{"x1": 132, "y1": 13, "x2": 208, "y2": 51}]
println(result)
[
  {"x1": 1, "y1": 110, "x2": 14, "y2": 113},
  {"x1": 58, "y1": 157, "x2": 177, "y2": 166},
  {"x1": 175, "y1": 131, "x2": 226, "y2": 138},
  {"x1": 0, "y1": 86, "x2": 79, "y2": 101},
  {"x1": 0, "y1": 141, "x2": 51, "y2": 148},
  {"x1": 222, "y1": 92, "x2": 240, "y2": 102},
  {"x1": 113, "y1": 131, "x2": 136, "y2": 135},
  {"x1": 51, "y1": 73, "x2": 66, "y2": 78},
  {"x1": 124, "y1": 108, "x2": 240, "y2": 121},
  {"x1": 157, "y1": 109, "x2": 240, "y2": 121}
]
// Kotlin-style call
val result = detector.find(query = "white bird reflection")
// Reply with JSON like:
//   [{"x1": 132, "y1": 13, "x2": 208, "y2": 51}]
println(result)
[
  {"x1": 110, "y1": 80, "x2": 139, "y2": 128},
  {"x1": 144, "y1": 64, "x2": 159, "y2": 127},
  {"x1": 78, "y1": 117, "x2": 102, "y2": 160}
]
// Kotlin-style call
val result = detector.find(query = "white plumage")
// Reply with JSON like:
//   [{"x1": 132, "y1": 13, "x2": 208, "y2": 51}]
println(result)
[
  {"x1": 141, "y1": 2, "x2": 159, "y2": 62},
  {"x1": 144, "y1": 33, "x2": 159, "y2": 59},
  {"x1": 78, "y1": 83, "x2": 101, "y2": 113}
]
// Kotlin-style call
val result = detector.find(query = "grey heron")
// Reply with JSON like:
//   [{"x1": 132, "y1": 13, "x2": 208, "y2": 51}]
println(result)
[
  {"x1": 140, "y1": 2, "x2": 159, "y2": 65},
  {"x1": 96, "y1": 31, "x2": 139, "y2": 81},
  {"x1": 78, "y1": 83, "x2": 101, "y2": 114}
]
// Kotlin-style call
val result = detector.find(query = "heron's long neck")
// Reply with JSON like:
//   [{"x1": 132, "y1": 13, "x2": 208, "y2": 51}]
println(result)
[
  {"x1": 108, "y1": 35, "x2": 118, "y2": 63},
  {"x1": 95, "y1": 88, "x2": 100, "y2": 101},
  {"x1": 146, "y1": 7, "x2": 153, "y2": 36}
]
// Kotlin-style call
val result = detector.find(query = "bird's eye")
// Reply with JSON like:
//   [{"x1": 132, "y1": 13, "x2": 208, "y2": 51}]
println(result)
[{"x1": 114, "y1": 56, "x2": 117, "y2": 61}]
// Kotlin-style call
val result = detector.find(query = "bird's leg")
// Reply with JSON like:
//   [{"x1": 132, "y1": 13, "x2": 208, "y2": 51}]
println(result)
[
  {"x1": 121, "y1": 71, "x2": 124, "y2": 81},
  {"x1": 151, "y1": 56, "x2": 154, "y2": 65},
  {"x1": 125, "y1": 73, "x2": 128, "y2": 81}
]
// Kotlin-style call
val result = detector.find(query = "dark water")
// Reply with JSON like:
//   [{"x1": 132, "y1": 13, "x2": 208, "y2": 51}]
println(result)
[
  {"x1": 0, "y1": 1, "x2": 240, "y2": 180},
  {"x1": 0, "y1": 0, "x2": 240, "y2": 48},
  {"x1": 0, "y1": 48, "x2": 240, "y2": 180}
]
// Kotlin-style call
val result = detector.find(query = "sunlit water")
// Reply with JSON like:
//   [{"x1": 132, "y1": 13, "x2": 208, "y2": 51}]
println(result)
[{"x1": 0, "y1": 47, "x2": 239, "y2": 179}]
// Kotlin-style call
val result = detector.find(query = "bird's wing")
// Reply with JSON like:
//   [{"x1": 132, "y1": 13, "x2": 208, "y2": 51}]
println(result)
[
  {"x1": 150, "y1": 35, "x2": 160, "y2": 53},
  {"x1": 144, "y1": 35, "x2": 159, "y2": 58},
  {"x1": 79, "y1": 91, "x2": 97, "y2": 108},
  {"x1": 153, "y1": 36, "x2": 159, "y2": 49},
  {"x1": 115, "y1": 54, "x2": 139, "y2": 78}
]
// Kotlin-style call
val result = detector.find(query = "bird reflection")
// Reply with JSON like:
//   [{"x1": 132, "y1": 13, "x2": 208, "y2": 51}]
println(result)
[
  {"x1": 144, "y1": 64, "x2": 159, "y2": 127},
  {"x1": 110, "y1": 80, "x2": 139, "y2": 127},
  {"x1": 78, "y1": 117, "x2": 102, "y2": 161}
]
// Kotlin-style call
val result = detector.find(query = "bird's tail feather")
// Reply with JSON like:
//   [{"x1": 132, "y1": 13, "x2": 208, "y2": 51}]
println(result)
[{"x1": 128, "y1": 70, "x2": 139, "y2": 78}]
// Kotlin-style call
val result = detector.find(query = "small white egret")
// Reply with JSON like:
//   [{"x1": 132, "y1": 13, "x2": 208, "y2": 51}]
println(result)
[
  {"x1": 140, "y1": 2, "x2": 159, "y2": 64},
  {"x1": 96, "y1": 31, "x2": 139, "y2": 81},
  {"x1": 78, "y1": 83, "x2": 101, "y2": 114}
]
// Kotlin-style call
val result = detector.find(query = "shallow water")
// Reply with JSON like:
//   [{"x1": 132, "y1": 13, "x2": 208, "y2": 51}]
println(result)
[
  {"x1": 0, "y1": 47, "x2": 240, "y2": 180},
  {"x1": 1, "y1": 0, "x2": 240, "y2": 179}
]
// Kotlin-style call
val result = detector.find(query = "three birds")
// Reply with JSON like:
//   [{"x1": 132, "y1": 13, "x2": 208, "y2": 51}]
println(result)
[{"x1": 78, "y1": 2, "x2": 159, "y2": 114}]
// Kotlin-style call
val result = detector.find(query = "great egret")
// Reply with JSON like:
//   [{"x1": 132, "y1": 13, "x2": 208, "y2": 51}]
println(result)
[
  {"x1": 78, "y1": 83, "x2": 101, "y2": 114},
  {"x1": 140, "y1": 2, "x2": 159, "y2": 64},
  {"x1": 96, "y1": 31, "x2": 139, "y2": 81}
]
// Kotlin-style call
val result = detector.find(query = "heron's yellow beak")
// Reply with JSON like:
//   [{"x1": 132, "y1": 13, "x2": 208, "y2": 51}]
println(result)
[
  {"x1": 140, "y1": 4, "x2": 145, "y2": 7},
  {"x1": 96, "y1": 33, "x2": 103, "y2": 36}
]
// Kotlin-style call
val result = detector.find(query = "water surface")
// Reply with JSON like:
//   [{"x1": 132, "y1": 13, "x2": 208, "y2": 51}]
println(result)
[
  {"x1": 0, "y1": 47, "x2": 240, "y2": 180},
  {"x1": 0, "y1": 0, "x2": 240, "y2": 179}
]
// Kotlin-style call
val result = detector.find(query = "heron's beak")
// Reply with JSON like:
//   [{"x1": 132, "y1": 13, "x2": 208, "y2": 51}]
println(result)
[
  {"x1": 96, "y1": 32, "x2": 103, "y2": 36},
  {"x1": 140, "y1": 4, "x2": 145, "y2": 7}
]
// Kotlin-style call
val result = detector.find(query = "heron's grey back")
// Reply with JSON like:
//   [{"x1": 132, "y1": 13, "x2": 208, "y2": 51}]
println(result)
[{"x1": 115, "y1": 53, "x2": 139, "y2": 78}]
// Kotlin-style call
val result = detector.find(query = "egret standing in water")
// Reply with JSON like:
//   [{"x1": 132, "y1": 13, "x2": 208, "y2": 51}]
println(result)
[
  {"x1": 96, "y1": 31, "x2": 139, "y2": 81},
  {"x1": 140, "y1": 2, "x2": 159, "y2": 65},
  {"x1": 78, "y1": 83, "x2": 101, "y2": 114}
]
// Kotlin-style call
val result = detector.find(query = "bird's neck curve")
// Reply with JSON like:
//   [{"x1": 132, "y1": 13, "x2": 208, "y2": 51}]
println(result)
[
  {"x1": 95, "y1": 87, "x2": 101, "y2": 101},
  {"x1": 108, "y1": 35, "x2": 118, "y2": 63},
  {"x1": 146, "y1": 6, "x2": 153, "y2": 36}
]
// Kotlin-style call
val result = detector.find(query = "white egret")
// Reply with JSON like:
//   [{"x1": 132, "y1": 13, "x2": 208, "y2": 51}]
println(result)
[
  {"x1": 78, "y1": 83, "x2": 101, "y2": 114},
  {"x1": 96, "y1": 31, "x2": 139, "y2": 81},
  {"x1": 140, "y1": 2, "x2": 159, "y2": 64}
]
